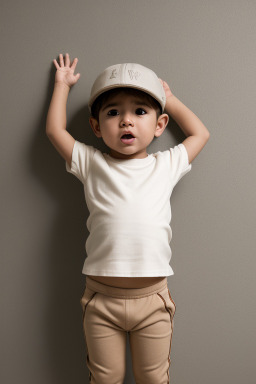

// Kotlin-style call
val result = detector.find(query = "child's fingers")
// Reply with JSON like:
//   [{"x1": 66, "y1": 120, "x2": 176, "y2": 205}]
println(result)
[
  {"x1": 70, "y1": 57, "x2": 78, "y2": 71},
  {"x1": 59, "y1": 53, "x2": 64, "y2": 67},
  {"x1": 53, "y1": 59, "x2": 60, "y2": 70},
  {"x1": 65, "y1": 53, "x2": 70, "y2": 67},
  {"x1": 162, "y1": 80, "x2": 169, "y2": 89},
  {"x1": 75, "y1": 73, "x2": 81, "y2": 81}
]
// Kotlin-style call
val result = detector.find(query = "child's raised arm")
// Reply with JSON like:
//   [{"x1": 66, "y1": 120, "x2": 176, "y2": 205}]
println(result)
[
  {"x1": 159, "y1": 78, "x2": 210, "y2": 164},
  {"x1": 46, "y1": 53, "x2": 80, "y2": 169}
]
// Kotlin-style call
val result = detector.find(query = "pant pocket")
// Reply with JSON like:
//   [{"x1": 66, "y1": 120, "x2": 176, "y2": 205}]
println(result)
[
  {"x1": 156, "y1": 285, "x2": 176, "y2": 320},
  {"x1": 80, "y1": 285, "x2": 97, "y2": 316},
  {"x1": 167, "y1": 286, "x2": 176, "y2": 317}
]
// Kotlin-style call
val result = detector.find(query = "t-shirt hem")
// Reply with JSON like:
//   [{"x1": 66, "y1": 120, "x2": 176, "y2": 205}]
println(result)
[{"x1": 82, "y1": 269, "x2": 174, "y2": 277}]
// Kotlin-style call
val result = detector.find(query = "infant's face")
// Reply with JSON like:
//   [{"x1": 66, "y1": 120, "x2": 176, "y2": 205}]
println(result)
[{"x1": 90, "y1": 92, "x2": 168, "y2": 160}]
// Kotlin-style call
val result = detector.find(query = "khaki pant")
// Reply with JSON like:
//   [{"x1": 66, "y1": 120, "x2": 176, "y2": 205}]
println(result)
[{"x1": 81, "y1": 276, "x2": 176, "y2": 384}]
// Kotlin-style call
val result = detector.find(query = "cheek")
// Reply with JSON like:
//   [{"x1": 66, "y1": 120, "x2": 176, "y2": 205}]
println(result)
[{"x1": 101, "y1": 124, "x2": 117, "y2": 139}]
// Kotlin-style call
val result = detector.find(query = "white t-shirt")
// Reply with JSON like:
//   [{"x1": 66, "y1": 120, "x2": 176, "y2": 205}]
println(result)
[{"x1": 66, "y1": 140, "x2": 192, "y2": 277}]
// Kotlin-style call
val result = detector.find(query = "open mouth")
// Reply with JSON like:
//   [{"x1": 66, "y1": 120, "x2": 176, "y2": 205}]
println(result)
[
  {"x1": 121, "y1": 134, "x2": 134, "y2": 139},
  {"x1": 120, "y1": 133, "x2": 135, "y2": 144}
]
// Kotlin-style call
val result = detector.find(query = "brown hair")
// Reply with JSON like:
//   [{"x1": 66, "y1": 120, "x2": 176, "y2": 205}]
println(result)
[{"x1": 90, "y1": 87, "x2": 162, "y2": 122}]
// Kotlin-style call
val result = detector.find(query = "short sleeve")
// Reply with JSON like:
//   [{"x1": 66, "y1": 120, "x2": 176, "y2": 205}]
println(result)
[
  {"x1": 65, "y1": 140, "x2": 96, "y2": 184},
  {"x1": 169, "y1": 143, "x2": 192, "y2": 188}
]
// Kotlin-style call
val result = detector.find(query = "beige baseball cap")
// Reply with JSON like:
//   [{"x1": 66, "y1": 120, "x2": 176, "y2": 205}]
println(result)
[{"x1": 88, "y1": 63, "x2": 166, "y2": 114}]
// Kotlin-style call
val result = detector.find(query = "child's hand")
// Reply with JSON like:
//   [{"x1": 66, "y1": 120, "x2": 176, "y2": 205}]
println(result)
[
  {"x1": 53, "y1": 53, "x2": 80, "y2": 88},
  {"x1": 159, "y1": 78, "x2": 173, "y2": 99}
]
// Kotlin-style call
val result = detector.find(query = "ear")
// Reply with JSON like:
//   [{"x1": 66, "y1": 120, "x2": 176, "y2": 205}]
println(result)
[
  {"x1": 89, "y1": 117, "x2": 102, "y2": 138},
  {"x1": 154, "y1": 113, "x2": 169, "y2": 137}
]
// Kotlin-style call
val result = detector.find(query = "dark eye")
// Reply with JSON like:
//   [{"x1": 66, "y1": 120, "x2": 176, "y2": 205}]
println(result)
[
  {"x1": 107, "y1": 109, "x2": 119, "y2": 116},
  {"x1": 136, "y1": 108, "x2": 146, "y2": 115}
]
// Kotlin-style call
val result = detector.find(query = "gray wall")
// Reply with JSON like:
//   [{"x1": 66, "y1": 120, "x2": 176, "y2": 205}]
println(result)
[{"x1": 1, "y1": 1, "x2": 255, "y2": 383}]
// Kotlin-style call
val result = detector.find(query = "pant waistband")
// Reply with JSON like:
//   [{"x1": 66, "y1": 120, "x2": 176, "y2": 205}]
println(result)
[{"x1": 85, "y1": 276, "x2": 168, "y2": 299}]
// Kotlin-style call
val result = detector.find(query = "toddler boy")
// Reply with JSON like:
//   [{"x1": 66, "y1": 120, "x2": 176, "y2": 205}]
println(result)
[{"x1": 46, "y1": 53, "x2": 210, "y2": 383}]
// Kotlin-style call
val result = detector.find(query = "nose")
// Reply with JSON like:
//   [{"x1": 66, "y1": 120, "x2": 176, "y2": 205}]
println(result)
[{"x1": 120, "y1": 113, "x2": 134, "y2": 127}]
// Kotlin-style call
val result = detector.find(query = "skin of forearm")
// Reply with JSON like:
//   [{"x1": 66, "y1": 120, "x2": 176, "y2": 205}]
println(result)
[
  {"x1": 46, "y1": 82, "x2": 70, "y2": 135},
  {"x1": 165, "y1": 95, "x2": 210, "y2": 138}
]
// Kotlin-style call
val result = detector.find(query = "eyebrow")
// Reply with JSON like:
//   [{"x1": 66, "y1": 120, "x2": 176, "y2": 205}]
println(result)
[{"x1": 101, "y1": 100, "x2": 151, "y2": 112}]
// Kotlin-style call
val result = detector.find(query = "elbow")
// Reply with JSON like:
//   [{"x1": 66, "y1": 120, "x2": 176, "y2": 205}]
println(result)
[
  {"x1": 45, "y1": 122, "x2": 51, "y2": 137},
  {"x1": 46, "y1": 127, "x2": 56, "y2": 138},
  {"x1": 46, "y1": 129, "x2": 51, "y2": 138},
  {"x1": 203, "y1": 130, "x2": 210, "y2": 142}
]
